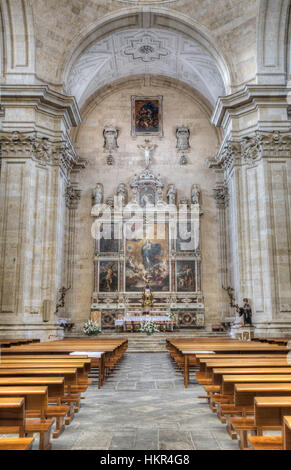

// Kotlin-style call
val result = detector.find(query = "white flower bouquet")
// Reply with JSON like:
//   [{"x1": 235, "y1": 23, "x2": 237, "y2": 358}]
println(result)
[
  {"x1": 83, "y1": 320, "x2": 101, "y2": 336},
  {"x1": 140, "y1": 320, "x2": 159, "y2": 336}
]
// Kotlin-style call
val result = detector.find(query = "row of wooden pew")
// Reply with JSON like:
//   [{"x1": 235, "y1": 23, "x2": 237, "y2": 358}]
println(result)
[
  {"x1": 0, "y1": 337, "x2": 128, "y2": 450},
  {"x1": 0, "y1": 339, "x2": 40, "y2": 348},
  {"x1": 167, "y1": 337, "x2": 291, "y2": 450}
]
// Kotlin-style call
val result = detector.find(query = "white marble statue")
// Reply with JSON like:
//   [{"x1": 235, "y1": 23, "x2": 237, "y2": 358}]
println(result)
[
  {"x1": 167, "y1": 184, "x2": 177, "y2": 205},
  {"x1": 92, "y1": 183, "x2": 103, "y2": 206}
]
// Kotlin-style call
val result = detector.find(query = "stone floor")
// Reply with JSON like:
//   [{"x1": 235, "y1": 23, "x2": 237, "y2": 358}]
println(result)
[{"x1": 50, "y1": 352, "x2": 238, "y2": 450}]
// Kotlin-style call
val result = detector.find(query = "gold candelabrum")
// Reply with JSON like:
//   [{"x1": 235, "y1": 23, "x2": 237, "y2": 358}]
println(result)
[{"x1": 142, "y1": 285, "x2": 154, "y2": 309}]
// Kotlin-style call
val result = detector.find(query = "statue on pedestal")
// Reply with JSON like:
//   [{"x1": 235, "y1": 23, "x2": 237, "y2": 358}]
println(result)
[{"x1": 235, "y1": 298, "x2": 252, "y2": 326}]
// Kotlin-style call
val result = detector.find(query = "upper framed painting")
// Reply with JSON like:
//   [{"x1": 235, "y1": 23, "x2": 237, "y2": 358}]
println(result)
[{"x1": 131, "y1": 96, "x2": 163, "y2": 137}]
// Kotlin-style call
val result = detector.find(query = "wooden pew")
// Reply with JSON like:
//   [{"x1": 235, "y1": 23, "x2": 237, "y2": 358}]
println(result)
[
  {"x1": 0, "y1": 397, "x2": 25, "y2": 436},
  {"x1": 247, "y1": 397, "x2": 291, "y2": 450},
  {"x1": 2, "y1": 338, "x2": 127, "y2": 387},
  {"x1": 0, "y1": 377, "x2": 70, "y2": 438},
  {"x1": 167, "y1": 338, "x2": 291, "y2": 387},
  {"x1": 0, "y1": 438, "x2": 34, "y2": 450},
  {"x1": 283, "y1": 416, "x2": 291, "y2": 450},
  {"x1": 0, "y1": 386, "x2": 54, "y2": 450}
]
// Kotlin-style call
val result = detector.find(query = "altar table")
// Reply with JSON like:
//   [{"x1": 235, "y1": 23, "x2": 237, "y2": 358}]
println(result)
[{"x1": 115, "y1": 316, "x2": 173, "y2": 331}]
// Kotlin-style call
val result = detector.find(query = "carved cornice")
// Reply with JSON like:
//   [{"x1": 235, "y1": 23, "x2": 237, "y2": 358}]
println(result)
[
  {"x1": 65, "y1": 185, "x2": 81, "y2": 209},
  {"x1": 0, "y1": 85, "x2": 81, "y2": 128},
  {"x1": 212, "y1": 84, "x2": 291, "y2": 128},
  {"x1": 0, "y1": 131, "x2": 87, "y2": 177}
]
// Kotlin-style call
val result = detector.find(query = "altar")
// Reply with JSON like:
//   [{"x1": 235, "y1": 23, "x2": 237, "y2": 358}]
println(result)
[
  {"x1": 90, "y1": 151, "x2": 205, "y2": 330},
  {"x1": 115, "y1": 315, "x2": 174, "y2": 332}
]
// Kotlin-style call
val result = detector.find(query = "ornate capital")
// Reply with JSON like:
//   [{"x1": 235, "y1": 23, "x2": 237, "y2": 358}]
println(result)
[
  {"x1": 0, "y1": 131, "x2": 87, "y2": 177},
  {"x1": 65, "y1": 185, "x2": 81, "y2": 209},
  {"x1": 208, "y1": 141, "x2": 241, "y2": 177},
  {"x1": 213, "y1": 184, "x2": 229, "y2": 207},
  {"x1": 241, "y1": 130, "x2": 291, "y2": 166}
]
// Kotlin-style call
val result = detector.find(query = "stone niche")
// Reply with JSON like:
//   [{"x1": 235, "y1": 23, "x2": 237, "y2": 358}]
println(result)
[{"x1": 91, "y1": 168, "x2": 204, "y2": 329}]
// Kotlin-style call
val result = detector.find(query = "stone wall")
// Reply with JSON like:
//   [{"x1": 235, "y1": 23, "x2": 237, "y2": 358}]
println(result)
[{"x1": 69, "y1": 77, "x2": 223, "y2": 331}]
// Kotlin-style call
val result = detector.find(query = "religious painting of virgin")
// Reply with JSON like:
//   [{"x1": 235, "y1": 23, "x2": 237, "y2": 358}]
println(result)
[
  {"x1": 131, "y1": 96, "x2": 163, "y2": 137},
  {"x1": 125, "y1": 223, "x2": 169, "y2": 292},
  {"x1": 98, "y1": 223, "x2": 120, "y2": 254},
  {"x1": 176, "y1": 260, "x2": 196, "y2": 292},
  {"x1": 99, "y1": 261, "x2": 118, "y2": 292}
]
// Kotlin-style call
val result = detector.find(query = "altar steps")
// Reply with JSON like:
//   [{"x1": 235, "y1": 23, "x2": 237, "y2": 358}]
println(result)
[
  {"x1": 114, "y1": 331, "x2": 228, "y2": 353},
  {"x1": 64, "y1": 330, "x2": 228, "y2": 352}
]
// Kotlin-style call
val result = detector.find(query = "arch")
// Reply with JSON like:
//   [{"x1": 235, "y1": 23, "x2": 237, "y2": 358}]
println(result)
[
  {"x1": 0, "y1": 0, "x2": 35, "y2": 80},
  {"x1": 257, "y1": 0, "x2": 291, "y2": 84},
  {"x1": 71, "y1": 73, "x2": 223, "y2": 145},
  {"x1": 61, "y1": 8, "x2": 231, "y2": 108}
]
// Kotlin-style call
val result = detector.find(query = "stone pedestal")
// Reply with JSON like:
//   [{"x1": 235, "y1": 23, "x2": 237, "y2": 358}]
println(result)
[{"x1": 230, "y1": 324, "x2": 255, "y2": 341}]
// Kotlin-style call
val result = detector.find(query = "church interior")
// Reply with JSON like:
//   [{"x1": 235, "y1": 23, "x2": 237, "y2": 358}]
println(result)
[{"x1": 0, "y1": 0, "x2": 291, "y2": 453}]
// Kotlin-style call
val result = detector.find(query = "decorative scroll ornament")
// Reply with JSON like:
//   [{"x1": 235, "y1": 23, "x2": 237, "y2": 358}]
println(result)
[
  {"x1": 176, "y1": 127, "x2": 190, "y2": 151},
  {"x1": 176, "y1": 126, "x2": 190, "y2": 166},
  {"x1": 103, "y1": 126, "x2": 119, "y2": 166},
  {"x1": 241, "y1": 130, "x2": 291, "y2": 166}
]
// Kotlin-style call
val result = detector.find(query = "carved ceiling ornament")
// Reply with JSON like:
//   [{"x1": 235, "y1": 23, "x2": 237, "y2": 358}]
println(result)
[{"x1": 124, "y1": 32, "x2": 169, "y2": 63}]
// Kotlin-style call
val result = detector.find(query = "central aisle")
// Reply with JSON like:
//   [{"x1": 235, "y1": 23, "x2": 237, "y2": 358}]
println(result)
[{"x1": 54, "y1": 353, "x2": 238, "y2": 450}]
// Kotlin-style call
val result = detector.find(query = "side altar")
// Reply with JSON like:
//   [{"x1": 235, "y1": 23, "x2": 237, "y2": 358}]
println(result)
[{"x1": 90, "y1": 149, "x2": 205, "y2": 330}]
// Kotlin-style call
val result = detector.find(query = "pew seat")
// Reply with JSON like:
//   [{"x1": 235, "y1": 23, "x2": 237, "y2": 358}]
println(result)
[
  {"x1": 25, "y1": 419, "x2": 54, "y2": 451},
  {"x1": 248, "y1": 436, "x2": 283, "y2": 450},
  {"x1": 0, "y1": 438, "x2": 34, "y2": 450}
]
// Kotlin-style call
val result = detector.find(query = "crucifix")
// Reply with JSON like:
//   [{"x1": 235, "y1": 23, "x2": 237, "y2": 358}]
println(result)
[{"x1": 138, "y1": 139, "x2": 157, "y2": 168}]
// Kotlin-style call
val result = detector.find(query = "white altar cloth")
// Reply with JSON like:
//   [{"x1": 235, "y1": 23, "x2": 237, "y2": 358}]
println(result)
[
  {"x1": 69, "y1": 351, "x2": 104, "y2": 358},
  {"x1": 115, "y1": 316, "x2": 173, "y2": 331}
]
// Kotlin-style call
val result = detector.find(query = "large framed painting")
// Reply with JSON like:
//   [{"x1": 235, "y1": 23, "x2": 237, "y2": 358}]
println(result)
[
  {"x1": 125, "y1": 222, "x2": 169, "y2": 292},
  {"x1": 131, "y1": 96, "x2": 163, "y2": 137},
  {"x1": 98, "y1": 223, "x2": 120, "y2": 254},
  {"x1": 176, "y1": 260, "x2": 196, "y2": 292},
  {"x1": 99, "y1": 261, "x2": 118, "y2": 292}
]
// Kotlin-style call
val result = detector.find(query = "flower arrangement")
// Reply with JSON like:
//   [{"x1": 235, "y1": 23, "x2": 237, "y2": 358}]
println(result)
[
  {"x1": 83, "y1": 320, "x2": 101, "y2": 336},
  {"x1": 140, "y1": 320, "x2": 159, "y2": 336},
  {"x1": 166, "y1": 312, "x2": 175, "y2": 320}
]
